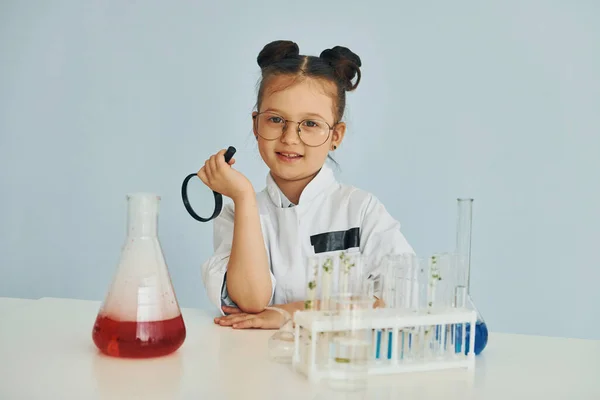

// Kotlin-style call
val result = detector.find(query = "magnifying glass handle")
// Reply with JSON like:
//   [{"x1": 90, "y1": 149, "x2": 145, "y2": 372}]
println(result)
[{"x1": 181, "y1": 146, "x2": 237, "y2": 222}]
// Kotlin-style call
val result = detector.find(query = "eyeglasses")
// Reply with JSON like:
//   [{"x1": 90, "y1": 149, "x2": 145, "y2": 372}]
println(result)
[{"x1": 253, "y1": 111, "x2": 335, "y2": 147}]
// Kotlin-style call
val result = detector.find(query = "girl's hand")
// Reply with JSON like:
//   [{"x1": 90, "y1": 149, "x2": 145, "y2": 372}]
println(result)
[
  {"x1": 373, "y1": 297, "x2": 385, "y2": 308},
  {"x1": 197, "y1": 148, "x2": 254, "y2": 202},
  {"x1": 215, "y1": 306, "x2": 285, "y2": 329},
  {"x1": 215, "y1": 299, "x2": 382, "y2": 330}
]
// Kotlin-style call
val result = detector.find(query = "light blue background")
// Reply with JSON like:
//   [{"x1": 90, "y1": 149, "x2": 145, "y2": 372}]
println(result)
[{"x1": 1, "y1": 1, "x2": 598, "y2": 340}]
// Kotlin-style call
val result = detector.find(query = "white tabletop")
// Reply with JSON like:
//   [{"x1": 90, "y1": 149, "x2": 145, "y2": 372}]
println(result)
[
  {"x1": 0, "y1": 297, "x2": 598, "y2": 400},
  {"x1": 0, "y1": 296, "x2": 37, "y2": 316}
]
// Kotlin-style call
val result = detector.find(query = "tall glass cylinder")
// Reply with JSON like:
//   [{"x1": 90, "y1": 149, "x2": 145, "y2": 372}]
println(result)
[
  {"x1": 455, "y1": 198, "x2": 473, "y2": 308},
  {"x1": 454, "y1": 198, "x2": 488, "y2": 355}
]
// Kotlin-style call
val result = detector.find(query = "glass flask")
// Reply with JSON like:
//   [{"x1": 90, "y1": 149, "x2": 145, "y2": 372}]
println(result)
[
  {"x1": 454, "y1": 198, "x2": 488, "y2": 355},
  {"x1": 92, "y1": 193, "x2": 186, "y2": 358},
  {"x1": 267, "y1": 307, "x2": 295, "y2": 364}
]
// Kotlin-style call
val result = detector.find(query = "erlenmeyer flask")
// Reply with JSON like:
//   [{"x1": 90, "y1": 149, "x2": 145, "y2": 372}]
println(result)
[
  {"x1": 92, "y1": 193, "x2": 186, "y2": 358},
  {"x1": 454, "y1": 198, "x2": 488, "y2": 355}
]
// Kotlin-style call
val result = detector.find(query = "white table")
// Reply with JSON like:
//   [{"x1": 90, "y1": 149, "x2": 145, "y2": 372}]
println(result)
[
  {"x1": 0, "y1": 297, "x2": 598, "y2": 399},
  {"x1": 0, "y1": 296, "x2": 37, "y2": 316}
]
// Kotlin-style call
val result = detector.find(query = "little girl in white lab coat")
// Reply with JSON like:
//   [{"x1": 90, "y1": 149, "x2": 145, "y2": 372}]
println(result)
[{"x1": 198, "y1": 40, "x2": 414, "y2": 329}]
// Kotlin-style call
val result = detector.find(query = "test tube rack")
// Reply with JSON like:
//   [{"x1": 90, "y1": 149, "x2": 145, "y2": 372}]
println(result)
[{"x1": 291, "y1": 305, "x2": 477, "y2": 383}]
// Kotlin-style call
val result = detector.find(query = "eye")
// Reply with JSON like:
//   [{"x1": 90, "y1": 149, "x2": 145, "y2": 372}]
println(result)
[
  {"x1": 302, "y1": 120, "x2": 321, "y2": 128},
  {"x1": 268, "y1": 116, "x2": 284, "y2": 124}
]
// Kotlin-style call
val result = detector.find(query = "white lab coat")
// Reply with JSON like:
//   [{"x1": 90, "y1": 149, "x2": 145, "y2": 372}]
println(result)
[{"x1": 201, "y1": 163, "x2": 414, "y2": 315}]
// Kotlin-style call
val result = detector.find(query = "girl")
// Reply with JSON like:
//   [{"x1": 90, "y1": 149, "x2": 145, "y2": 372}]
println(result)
[{"x1": 199, "y1": 40, "x2": 414, "y2": 329}]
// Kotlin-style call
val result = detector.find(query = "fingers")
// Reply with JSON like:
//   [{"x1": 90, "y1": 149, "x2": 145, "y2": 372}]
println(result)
[
  {"x1": 215, "y1": 149, "x2": 230, "y2": 170},
  {"x1": 216, "y1": 314, "x2": 254, "y2": 326},
  {"x1": 373, "y1": 298, "x2": 386, "y2": 308},
  {"x1": 216, "y1": 148, "x2": 227, "y2": 158},
  {"x1": 214, "y1": 308, "x2": 282, "y2": 329},
  {"x1": 201, "y1": 149, "x2": 232, "y2": 183},
  {"x1": 204, "y1": 157, "x2": 213, "y2": 182},
  {"x1": 232, "y1": 317, "x2": 262, "y2": 329},
  {"x1": 197, "y1": 166, "x2": 208, "y2": 185},
  {"x1": 209, "y1": 154, "x2": 219, "y2": 174},
  {"x1": 214, "y1": 312, "x2": 244, "y2": 324}
]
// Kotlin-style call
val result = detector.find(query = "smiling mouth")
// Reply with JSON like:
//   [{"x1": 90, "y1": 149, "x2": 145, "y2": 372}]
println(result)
[{"x1": 276, "y1": 152, "x2": 303, "y2": 159}]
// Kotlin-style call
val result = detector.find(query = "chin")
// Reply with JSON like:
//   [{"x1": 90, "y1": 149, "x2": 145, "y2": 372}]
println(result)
[{"x1": 270, "y1": 163, "x2": 319, "y2": 182}]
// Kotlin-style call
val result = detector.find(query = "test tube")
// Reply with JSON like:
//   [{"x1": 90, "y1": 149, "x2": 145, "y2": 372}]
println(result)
[
  {"x1": 328, "y1": 293, "x2": 373, "y2": 391},
  {"x1": 412, "y1": 257, "x2": 431, "y2": 359},
  {"x1": 305, "y1": 255, "x2": 320, "y2": 311},
  {"x1": 416, "y1": 256, "x2": 430, "y2": 311},
  {"x1": 378, "y1": 255, "x2": 393, "y2": 361},
  {"x1": 320, "y1": 255, "x2": 334, "y2": 312},
  {"x1": 377, "y1": 254, "x2": 419, "y2": 361},
  {"x1": 305, "y1": 254, "x2": 334, "y2": 365},
  {"x1": 430, "y1": 253, "x2": 456, "y2": 356},
  {"x1": 373, "y1": 255, "x2": 394, "y2": 361},
  {"x1": 337, "y1": 251, "x2": 364, "y2": 296},
  {"x1": 389, "y1": 253, "x2": 419, "y2": 361}
]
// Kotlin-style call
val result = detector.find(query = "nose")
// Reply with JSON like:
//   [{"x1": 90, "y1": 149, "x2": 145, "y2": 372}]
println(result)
[{"x1": 280, "y1": 122, "x2": 301, "y2": 145}]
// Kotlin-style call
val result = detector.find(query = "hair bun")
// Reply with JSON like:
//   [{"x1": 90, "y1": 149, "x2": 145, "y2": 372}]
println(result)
[
  {"x1": 319, "y1": 46, "x2": 362, "y2": 91},
  {"x1": 257, "y1": 40, "x2": 300, "y2": 69}
]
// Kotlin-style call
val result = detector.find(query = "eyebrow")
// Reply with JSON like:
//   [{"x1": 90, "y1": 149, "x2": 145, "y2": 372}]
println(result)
[{"x1": 263, "y1": 108, "x2": 328, "y2": 121}]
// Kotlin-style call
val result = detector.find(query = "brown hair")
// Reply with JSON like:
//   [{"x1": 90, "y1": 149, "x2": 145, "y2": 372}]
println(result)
[{"x1": 255, "y1": 40, "x2": 362, "y2": 123}]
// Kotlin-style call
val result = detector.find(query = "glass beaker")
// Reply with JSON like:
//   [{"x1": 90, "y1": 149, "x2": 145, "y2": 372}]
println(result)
[
  {"x1": 454, "y1": 198, "x2": 488, "y2": 355},
  {"x1": 92, "y1": 193, "x2": 186, "y2": 358}
]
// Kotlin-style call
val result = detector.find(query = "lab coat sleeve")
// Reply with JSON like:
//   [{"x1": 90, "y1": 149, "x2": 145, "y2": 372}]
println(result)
[
  {"x1": 200, "y1": 203, "x2": 276, "y2": 316},
  {"x1": 359, "y1": 194, "x2": 415, "y2": 298}
]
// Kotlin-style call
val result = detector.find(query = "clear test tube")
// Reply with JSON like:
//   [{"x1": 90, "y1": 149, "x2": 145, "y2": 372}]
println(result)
[
  {"x1": 398, "y1": 256, "x2": 424, "y2": 360},
  {"x1": 429, "y1": 253, "x2": 459, "y2": 309},
  {"x1": 416, "y1": 256, "x2": 430, "y2": 311},
  {"x1": 399, "y1": 254, "x2": 419, "y2": 361},
  {"x1": 319, "y1": 255, "x2": 335, "y2": 312},
  {"x1": 305, "y1": 254, "x2": 321, "y2": 311},
  {"x1": 337, "y1": 251, "x2": 365, "y2": 296},
  {"x1": 373, "y1": 254, "x2": 400, "y2": 361},
  {"x1": 430, "y1": 253, "x2": 456, "y2": 357},
  {"x1": 399, "y1": 254, "x2": 417, "y2": 310},
  {"x1": 378, "y1": 255, "x2": 395, "y2": 361},
  {"x1": 328, "y1": 293, "x2": 373, "y2": 391},
  {"x1": 386, "y1": 253, "x2": 419, "y2": 361}
]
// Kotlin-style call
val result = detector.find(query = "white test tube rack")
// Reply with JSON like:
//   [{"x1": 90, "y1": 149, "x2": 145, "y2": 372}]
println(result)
[{"x1": 291, "y1": 305, "x2": 477, "y2": 383}]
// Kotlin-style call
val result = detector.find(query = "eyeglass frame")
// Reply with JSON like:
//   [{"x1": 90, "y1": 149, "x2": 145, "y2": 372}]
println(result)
[{"x1": 252, "y1": 111, "x2": 338, "y2": 147}]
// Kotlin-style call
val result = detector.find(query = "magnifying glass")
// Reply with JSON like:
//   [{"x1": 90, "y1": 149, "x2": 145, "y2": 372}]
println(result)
[{"x1": 181, "y1": 146, "x2": 237, "y2": 222}]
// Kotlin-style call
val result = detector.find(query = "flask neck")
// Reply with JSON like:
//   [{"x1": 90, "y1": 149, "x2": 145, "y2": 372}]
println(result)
[
  {"x1": 455, "y1": 198, "x2": 473, "y2": 293},
  {"x1": 126, "y1": 193, "x2": 160, "y2": 238}
]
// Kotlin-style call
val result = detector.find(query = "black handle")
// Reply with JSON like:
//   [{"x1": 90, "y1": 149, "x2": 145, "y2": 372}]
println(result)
[{"x1": 181, "y1": 146, "x2": 237, "y2": 222}]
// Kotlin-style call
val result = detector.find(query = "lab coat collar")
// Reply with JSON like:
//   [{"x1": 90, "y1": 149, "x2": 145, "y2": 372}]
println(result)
[{"x1": 265, "y1": 163, "x2": 336, "y2": 208}]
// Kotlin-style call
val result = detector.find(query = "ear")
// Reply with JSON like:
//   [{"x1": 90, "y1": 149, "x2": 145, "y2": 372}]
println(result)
[{"x1": 330, "y1": 122, "x2": 346, "y2": 150}]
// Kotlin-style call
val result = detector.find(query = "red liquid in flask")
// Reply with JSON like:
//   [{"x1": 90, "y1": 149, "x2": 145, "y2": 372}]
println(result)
[{"x1": 92, "y1": 313, "x2": 186, "y2": 358}]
